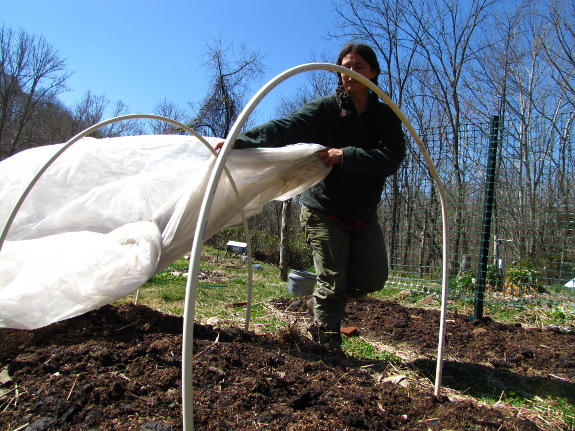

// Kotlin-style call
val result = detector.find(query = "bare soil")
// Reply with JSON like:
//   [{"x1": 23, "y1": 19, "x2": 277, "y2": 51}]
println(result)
[{"x1": 1, "y1": 296, "x2": 574, "y2": 430}]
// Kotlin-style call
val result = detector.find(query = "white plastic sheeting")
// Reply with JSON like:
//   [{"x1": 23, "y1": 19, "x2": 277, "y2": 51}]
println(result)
[{"x1": 0, "y1": 135, "x2": 330, "y2": 329}]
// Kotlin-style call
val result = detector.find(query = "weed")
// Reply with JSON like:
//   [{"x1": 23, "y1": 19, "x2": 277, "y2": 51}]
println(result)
[
  {"x1": 553, "y1": 397, "x2": 575, "y2": 428},
  {"x1": 343, "y1": 337, "x2": 402, "y2": 365}
]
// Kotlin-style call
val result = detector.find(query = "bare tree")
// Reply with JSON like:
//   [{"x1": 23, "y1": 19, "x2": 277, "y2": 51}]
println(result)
[
  {"x1": 0, "y1": 26, "x2": 70, "y2": 159},
  {"x1": 278, "y1": 199, "x2": 292, "y2": 280},
  {"x1": 190, "y1": 37, "x2": 265, "y2": 138},
  {"x1": 274, "y1": 51, "x2": 336, "y2": 118},
  {"x1": 26, "y1": 95, "x2": 74, "y2": 146},
  {"x1": 541, "y1": 0, "x2": 575, "y2": 211},
  {"x1": 63, "y1": 91, "x2": 143, "y2": 138},
  {"x1": 542, "y1": 0, "x2": 575, "y2": 110},
  {"x1": 103, "y1": 99, "x2": 144, "y2": 137},
  {"x1": 402, "y1": 0, "x2": 495, "y2": 273},
  {"x1": 151, "y1": 97, "x2": 188, "y2": 134},
  {"x1": 71, "y1": 90, "x2": 107, "y2": 132},
  {"x1": 473, "y1": 1, "x2": 565, "y2": 261},
  {"x1": 332, "y1": 0, "x2": 420, "y2": 108}
]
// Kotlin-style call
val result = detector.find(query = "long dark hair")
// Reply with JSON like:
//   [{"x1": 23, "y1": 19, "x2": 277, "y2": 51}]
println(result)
[
  {"x1": 335, "y1": 43, "x2": 381, "y2": 117},
  {"x1": 336, "y1": 43, "x2": 381, "y2": 86}
]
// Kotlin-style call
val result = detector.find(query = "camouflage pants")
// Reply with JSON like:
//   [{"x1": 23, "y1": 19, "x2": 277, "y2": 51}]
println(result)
[{"x1": 300, "y1": 205, "x2": 389, "y2": 329}]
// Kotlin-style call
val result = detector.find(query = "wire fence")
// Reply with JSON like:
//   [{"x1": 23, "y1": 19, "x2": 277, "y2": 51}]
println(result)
[{"x1": 381, "y1": 112, "x2": 575, "y2": 312}]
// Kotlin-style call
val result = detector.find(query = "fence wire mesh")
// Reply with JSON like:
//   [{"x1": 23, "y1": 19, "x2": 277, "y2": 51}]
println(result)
[{"x1": 381, "y1": 112, "x2": 575, "y2": 312}]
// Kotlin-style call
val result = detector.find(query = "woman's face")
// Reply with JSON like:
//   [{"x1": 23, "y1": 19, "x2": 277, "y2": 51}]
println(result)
[{"x1": 340, "y1": 52, "x2": 376, "y2": 96}]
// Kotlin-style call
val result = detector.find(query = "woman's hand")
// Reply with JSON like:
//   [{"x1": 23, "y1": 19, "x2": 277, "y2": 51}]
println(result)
[
  {"x1": 319, "y1": 148, "x2": 343, "y2": 167},
  {"x1": 214, "y1": 140, "x2": 225, "y2": 152}
]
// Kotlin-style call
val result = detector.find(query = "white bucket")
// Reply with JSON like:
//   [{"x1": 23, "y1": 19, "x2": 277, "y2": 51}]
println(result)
[{"x1": 287, "y1": 269, "x2": 317, "y2": 296}]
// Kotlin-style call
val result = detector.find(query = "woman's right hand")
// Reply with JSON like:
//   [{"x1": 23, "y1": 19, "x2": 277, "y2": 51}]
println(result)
[
  {"x1": 214, "y1": 139, "x2": 240, "y2": 152},
  {"x1": 214, "y1": 140, "x2": 225, "y2": 152}
]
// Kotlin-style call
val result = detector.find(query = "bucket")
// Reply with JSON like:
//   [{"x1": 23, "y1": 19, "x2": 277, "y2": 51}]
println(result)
[{"x1": 287, "y1": 269, "x2": 317, "y2": 296}]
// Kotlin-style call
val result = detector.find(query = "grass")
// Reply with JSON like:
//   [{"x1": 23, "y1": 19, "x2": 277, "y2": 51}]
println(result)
[
  {"x1": 479, "y1": 394, "x2": 575, "y2": 430},
  {"x1": 132, "y1": 243, "x2": 574, "y2": 333},
  {"x1": 130, "y1": 245, "x2": 291, "y2": 327},
  {"x1": 342, "y1": 336, "x2": 403, "y2": 365},
  {"x1": 554, "y1": 398, "x2": 575, "y2": 429}
]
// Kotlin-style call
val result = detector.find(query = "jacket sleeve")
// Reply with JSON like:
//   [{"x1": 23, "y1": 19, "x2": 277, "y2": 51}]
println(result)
[
  {"x1": 340, "y1": 108, "x2": 406, "y2": 179},
  {"x1": 234, "y1": 98, "x2": 328, "y2": 149}
]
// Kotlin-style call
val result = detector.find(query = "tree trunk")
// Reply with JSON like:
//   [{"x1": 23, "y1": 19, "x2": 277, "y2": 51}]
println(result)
[{"x1": 279, "y1": 200, "x2": 291, "y2": 281}]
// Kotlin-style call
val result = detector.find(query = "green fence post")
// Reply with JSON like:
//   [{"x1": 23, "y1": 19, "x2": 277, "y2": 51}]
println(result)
[{"x1": 470, "y1": 115, "x2": 501, "y2": 322}]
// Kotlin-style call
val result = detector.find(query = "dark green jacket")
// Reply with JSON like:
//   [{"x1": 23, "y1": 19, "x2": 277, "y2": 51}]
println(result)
[{"x1": 235, "y1": 93, "x2": 406, "y2": 220}]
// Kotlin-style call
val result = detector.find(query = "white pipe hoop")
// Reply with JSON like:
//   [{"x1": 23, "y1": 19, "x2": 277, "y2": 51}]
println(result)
[{"x1": 183, "y1": 62, "x2": 450, "y2": 430}]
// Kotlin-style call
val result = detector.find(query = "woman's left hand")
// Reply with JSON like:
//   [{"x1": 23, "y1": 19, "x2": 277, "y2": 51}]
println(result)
[{"x1": 319, "y1": 148, "x2": 343, "y2": 167}]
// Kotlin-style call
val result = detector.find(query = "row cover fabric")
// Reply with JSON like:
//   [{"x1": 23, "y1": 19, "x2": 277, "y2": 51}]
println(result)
[{"x1": 0, "y1": 135, "x2": 330, "y2": 329}]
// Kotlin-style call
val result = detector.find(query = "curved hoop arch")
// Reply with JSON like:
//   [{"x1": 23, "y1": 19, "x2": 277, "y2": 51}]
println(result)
[
  {"x1": 183, "y1": 63, "x2": 450, "y2": 430},
  {"x1": 0, "y1": 112, "x2": 255, "y2": 334}
]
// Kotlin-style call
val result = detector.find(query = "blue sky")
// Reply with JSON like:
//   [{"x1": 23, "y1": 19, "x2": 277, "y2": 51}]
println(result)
[{"x1": 1, "y1": 0, "x2": 344, "y2": 122}]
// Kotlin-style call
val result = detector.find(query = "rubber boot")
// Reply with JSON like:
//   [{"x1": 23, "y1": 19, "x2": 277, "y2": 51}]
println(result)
[{"x1": 309, "y1": 324, "x2": 344, "y2": 356}]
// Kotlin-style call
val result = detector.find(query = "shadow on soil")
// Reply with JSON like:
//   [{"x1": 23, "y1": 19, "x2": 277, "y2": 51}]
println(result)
[{"x1": 411, "y1": 358, "x2": 575, "y2": 404}]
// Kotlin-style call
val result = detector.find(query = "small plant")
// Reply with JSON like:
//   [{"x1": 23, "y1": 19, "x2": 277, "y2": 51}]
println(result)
[
  {"x1": 506, "y1": 266, "x2": 545, "y2": 293},
  {"x1": 453, "y1": 265, "x2": 504, "y2": 293},
  {"x1": 485, "y1": 264, "x2": 504, "y2": 291},
  {"x1": 455, "y1": 270, "x2": 475, "y2": 292},
  {"x1": 549, "y1": 309, "x2": 567, "y2": 322}
]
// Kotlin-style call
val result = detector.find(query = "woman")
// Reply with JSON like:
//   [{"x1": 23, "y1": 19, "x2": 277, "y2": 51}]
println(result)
[{"x1": 217, "y1": 43, "x2": 406, "y2": 353}]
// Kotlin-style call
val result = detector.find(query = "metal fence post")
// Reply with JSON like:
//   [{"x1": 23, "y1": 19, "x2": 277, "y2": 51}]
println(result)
[{"x1": 470, "y1": 115, "x2": 501, "y2": 322}]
